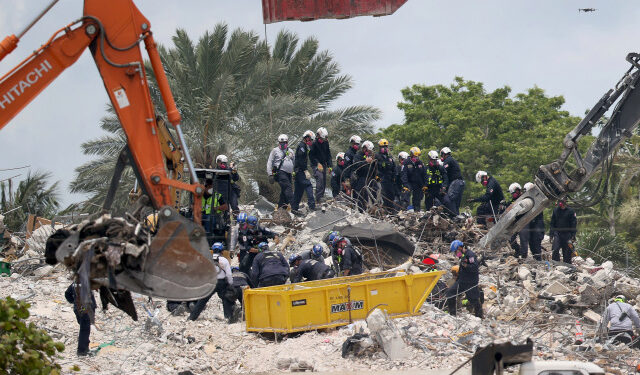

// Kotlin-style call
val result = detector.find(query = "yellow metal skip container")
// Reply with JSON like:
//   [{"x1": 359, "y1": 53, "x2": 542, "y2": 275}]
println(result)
[{"x1": 244, "y1": 270, "x2": 444, "y2": 333}]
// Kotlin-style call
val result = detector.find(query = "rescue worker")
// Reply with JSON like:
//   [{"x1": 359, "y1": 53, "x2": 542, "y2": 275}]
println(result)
[
  {"x1": 331, "y1": 152, "x2": 347, "y2": 198},
  {"x1": 549, "y1": 199, "x2": 577, "y2": 264},
  {"x1": 523, "y1": 182, "x2": 544, "y2": 261},
  {"x1": 375, "y1": 139, "x2": 396, "y2": 211},
  {"x1": 332, "y1": 236, "x2": 363, "y2": 276},
  {"x1": 424, "y1": 150, "x2": 449, "y2": 211},
  {"x1": 238, "y1": 215, "x2": 276, "y2": 273},
  {"x1": 224, "y1": 266, "x2": 253, "y2": 323},
  {"x1": 351, "y1": 141, "x2": 377, "y2": 212},
  {"x1": 446, "y1": 240, "x2": 483, "y2": 318},
  {"x1": 291, "y1": 130, "x2": 316, "y2": 215},
  {"x1": 201, "y1": 178, "x2": 227, "y2": 245},
  {"x1": 250, "y1": 242, "x2": 290, "y2": 287},
  {"x1": 401, "y1": 147, "x2": 428, "y2": 211},
  {"x1": 215, "y1": 154, "x2": 240, "y2": 214},
  {"x1": 468, "y1": 171, "x2": 504, "y2": 226},
  {"x1": 344, "y1": 135, "x2": 362, "y2": 169},
  {"x1": 289, "y1": 254, "x2": 335, "y2": 283},
  {"x1": 326, "y1": 231, "x2": 341, "y2": 257},
  {"x1": 188, "y1": 242, "x2": 234, "y2": 322},
  {"x1": 309, "y1": 127, "x2": 332, "y2": 203},
  {"x1": 602, "y1": 295, "x2": 640, "y2": 347},
  {"x1": 507, "y1": 182, "x2": 529, "y2": 259},
  {"x1": 300, "y1": 243, "x2": 325, "y2": 262},
  {"x1": 440, "y1": 147, "x2": 465, "y2": 215},
  {"x1": 396, "y1": 151, "x2": 410, "y2": 209},
  {"x1": 65, "y1": 282, "x2": 96, "y2": 356},
  {"x1": 267, "y1": 134, "x2": 295, "y2": 209}
]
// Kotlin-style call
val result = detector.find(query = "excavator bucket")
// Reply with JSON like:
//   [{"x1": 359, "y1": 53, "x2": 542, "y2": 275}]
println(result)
[{"x1": 46, "y1": 207, "x2": 217, "y2": 301}]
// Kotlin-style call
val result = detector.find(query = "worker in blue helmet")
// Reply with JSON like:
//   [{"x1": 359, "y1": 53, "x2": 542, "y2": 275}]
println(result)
[
  {"x1": 188, "y1": 242, "x2": 234, "y2": 322},
  {"x1": 250, "y1": 242, "x2": 289, "y2": 287},
  {"x1": 290, "y1": 252, "x2": 335, "y2": 283},
  {"x1": 237, "y1": 215, "x2": 276, "y2": 273},
  {"x1": 445, "y1": 240, "x2": 483, "y2": 318},
  {"x1": 300, "y1": 243, "x2": 325, "y2": 262}
]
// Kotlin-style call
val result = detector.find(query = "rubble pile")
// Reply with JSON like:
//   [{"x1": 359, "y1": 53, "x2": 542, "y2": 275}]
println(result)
[{"x1": 1, "y1": 201, "x2": 640, "y2": 373}]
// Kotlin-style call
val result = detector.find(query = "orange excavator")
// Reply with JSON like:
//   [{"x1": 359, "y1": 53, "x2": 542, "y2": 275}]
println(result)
[{"x1": 0, "y1": 0, "x2": 408, "y2": 301}]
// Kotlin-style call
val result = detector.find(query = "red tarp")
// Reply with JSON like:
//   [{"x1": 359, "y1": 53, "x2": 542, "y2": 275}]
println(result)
[{"x1": 262, "y1": 0, "x2": 408, "y2": 24}]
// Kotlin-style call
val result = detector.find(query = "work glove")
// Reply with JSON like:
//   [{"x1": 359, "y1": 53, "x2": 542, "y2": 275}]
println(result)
[
  {"x1": 422, "y1": 186, "x2": 428, "y2": 192},
  {"x1": 402, "y1": 187, "x2": 410, "y2": 193},
  {"x1": 328, "y1": 167, "x2": 332, "y2": 173},
  {"x1": 375, "y1": 176, "x2": 381, "y2": 182},
  {"x1": 304, "y1": 170, "x2": 312, "y2": 180},
  {"x1": 366, "y1": 156, "x2": 373, "y2": 163},
  {"x1": 317, "y1": 163, "x2": 324, "y2": 172}
]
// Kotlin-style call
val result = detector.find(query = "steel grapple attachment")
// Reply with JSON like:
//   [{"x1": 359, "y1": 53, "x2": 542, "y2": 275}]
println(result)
[{"x1": 45, "y1": 206, "x2": 216, "y2": 301}]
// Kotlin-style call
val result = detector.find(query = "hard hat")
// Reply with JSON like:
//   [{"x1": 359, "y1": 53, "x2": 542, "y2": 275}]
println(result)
[
  {"x1": 362, "y1": 141, "x2": 374, "y2": 151},
  {"x1": 475, "y1": 171, "x2": 488, "y2": 183},
  {"x1": 336, "y1": 152, "x2": 345, "y2": 162},
  {"x1": 508, "y1": 182, "x2": 522, "y2": 194},
  {"x1": 614, "y1": 295, "x2": 626, "y2": 303},
  {"x1": 409, "y1": 147, "x2": 421, "y2": 157},
  {"x1": 257, "y1": 242, "x2": 269, "y2": 252},
  {"x1": 428, "y1": 150, "x2": 438, "y2": 160},
  {"x1": 237, "y1": 212, "x2": 248, "y2": 223},
  {"x1": 289, "y1": 253, "x2": 302, "y2": 266},
  {"x1": 327, "y1": 231, "x2": 340, "y2": 244},
  {"x1": 312, "y1": 244, "x2": 323, "y2": 257},
  {"x1": 278, "y1": 134, "x2": 289, "y2": 143},
  {"x1": 317, "y1": 127, "x2": 328, "y2": 139},
  {"x1": 349, "y1": 135, "x2": 362, "y2": 144},
  {"x1": 231, "y1": 266, "x2": 240, "y2": 272},
  {"x1": 331, "y1": 235, "x2": 343, "y2": 247},
  {"x1": 440, "y1": 147, "x2": 452, "y2": 155},
  {"x1": 523, "y1": 182, "x2": 535, "y2": 191},
  {"x1": 211, "y1": 242, "x2": 224, "y2": 253},
  {"x1": 247, "y1": 215, "x2": 258, "y2": 226},
  {"x1": 450, "y1": 239, "x2": 464, "y2": 252},
  {"x1": 378, "y1": 139, "x2": 389, "y2": 147},
  {"x1": 216, "y1": 155, "x2": 228, "y2": 164},
  {"x1": 398, "y1": 151, "x2": 409, "y2": 160},
  {"x1": 303, "y1": 130, "x2": 315, "y2": 140}
]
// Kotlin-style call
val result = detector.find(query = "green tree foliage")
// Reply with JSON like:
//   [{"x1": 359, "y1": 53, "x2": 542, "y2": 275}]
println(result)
[
  {"x1": 380, "y1": 77, "x2": 582, "y2": 203},
  {"x1": 0, "y1": 297, "x2": 65, "y2": 374},
  {"x1": 577, "y1": 229, "x2": 637, "y2": 274},
  {"x1": 0, "y1": 171, "x2": 60, "y2": 231},
  {"x1": 71, "y1": 24, "x2": 379, "y2": 210}
]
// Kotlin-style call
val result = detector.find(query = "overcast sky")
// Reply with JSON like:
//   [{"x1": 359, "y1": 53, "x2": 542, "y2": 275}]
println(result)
[{"x1": 1, "y1": 0, "x2": 638, "y2": 207}]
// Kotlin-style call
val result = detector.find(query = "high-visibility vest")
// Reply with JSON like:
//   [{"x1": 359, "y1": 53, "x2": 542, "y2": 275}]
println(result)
[
  {"x1": 426, "y1": 168, "x2": 443, "y2": 185},
  {"x1": 201, "y1": 193, "x2": 223, "y2": 215}
]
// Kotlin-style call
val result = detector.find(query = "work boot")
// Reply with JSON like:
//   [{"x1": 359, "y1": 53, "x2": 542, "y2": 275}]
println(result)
[
  {"x1": 473, "y1": 302, "x2": 484, "y2": 319},
  {"x1": 446, "y1": 297, "x2": 457, "y2": 316}
]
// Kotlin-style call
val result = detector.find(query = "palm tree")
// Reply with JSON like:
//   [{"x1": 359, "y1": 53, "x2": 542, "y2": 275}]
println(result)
[
  {"x1": 71, "y1": 24, "x2": 379, "y2": 211},
  {"x1": 0, "y1": 171, "x2": 60, "y2": 231}
]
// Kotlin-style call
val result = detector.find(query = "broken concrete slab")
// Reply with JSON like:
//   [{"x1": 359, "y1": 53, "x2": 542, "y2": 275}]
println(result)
[
  {"x1": 543, "y1": 281, "x2": 570, "y2": 296},
  {"x1": 583, "y1": 310, "x2": 602, "y2": 323},
  {"x1": 366, "y1": 308, "x2": 407, "y2": 361}
]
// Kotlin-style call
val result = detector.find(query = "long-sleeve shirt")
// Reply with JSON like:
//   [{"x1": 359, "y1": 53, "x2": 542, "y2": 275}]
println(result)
[
  {"x1": 250, "y1": 251, "x2": 290, "y2": 285},
  {"x1": 309, "y1": 140, "x2": 332, "y2": 169},
  {"x1": 550, "y1": 207, "x2": 577, "y2": 237},
  {"x1": 351, "y1": 151, "x2": 376, "y2": 190},
  {"x1": 375, "y1": 152, "x2": 395, "y2": 183},
  {"x1": 441, "y1": 155, "x2": 463, "y2": 182},
  {"x1": 344, "y1": 146, "x2": 358, "y2": 169},
  {"x1": 292, "y1": 259, "x2": 331, "y2": 282},
  {"x1": 401, "y1": 158, "x2": 427, "y2": 188},
  {"x1": 458, "y1": 249, "x2": 479, "y2": 284},
  {"x1": 294, "y1": 141, "x2": 311, "y2": 173},
  {"x1": 471, "y1": 176, "x2": 504, "y2": 207},
  {"x1": 603, "y1": 301, "x2": 640, "y2": 332},
  {"x1": 267, "y1": 146, "x2": 294, "y2": 175},
  {"x1": 331, "y1": 164, "x2": 345, "y2": 193},
  {"x1": 214, "y1": 255, "x2": 233, "y2": 284},
  {"x1": 425, "y1": 163, "x2": 449, "y2": 190}
]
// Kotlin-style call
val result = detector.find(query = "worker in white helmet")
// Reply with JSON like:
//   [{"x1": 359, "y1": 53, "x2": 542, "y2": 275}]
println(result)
[
  {"x1": 523, "y1": 182, "x2": 544, "y2": 260},
  {"x1": 267, "y1": 134, "x2": 295, "y2": 208},
  {"x1": 468, "y1": 171, "x2": 504, "y2": 226},
  {"x1": 291, "y1": 130, "x2": 317, "y2": 215},
  {"x1": 440, "y1": 147, "x2": 465, "y2": 215},
  {"x1": 309, "y1": 127, "x2": 332, "y2": 202}
]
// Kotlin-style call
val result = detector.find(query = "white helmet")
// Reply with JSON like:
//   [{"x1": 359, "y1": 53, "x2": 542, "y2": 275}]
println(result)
[
  {"x1": 440, "y1": 147, "x2": 452, "y2": 155},
  {"x1": 317, "y1": 127, "x2": 328, "y2": 139},
  {"x1": 508, "y1": 182, "x2": 522, "y2": 194},
  {"x1": 278, "y1": 134, "x2": 288, "y2": 143},
  {"x1": 303, "y1": 130, "x2": 316, "y2": 140},
  {"x1": 475, "y1": 171, "x2": 488, "y2": 183},
  {"x1": 336, "y1": 152, "x2": 345, "y2": 161},
  {"x1": 428, "y1": 150, "x2": 439, "y2": 160},
  {"x1": 349, "y1": 135, "x2": 362, "y2": 144},
  {"x1": 362, "y1": 141, "x2": 374, "y2": 151},
  {"x1": 398, "y1": 151, "x2": 409, "y2": 160},
  {"x1": 523, "y1": 182, "x2": 535, "y2": 192},
  {"x1": 216, "y1": 154, "x2": 228, "y2": 164}
]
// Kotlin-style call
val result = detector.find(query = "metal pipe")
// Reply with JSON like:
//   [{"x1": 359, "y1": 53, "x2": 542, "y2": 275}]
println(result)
[
  {"x1": 17, "y1": 0, "x2": 60, "y2": 38},
  {"x1": 175, "y1": 124, "x2": 198, "y2": 184}
]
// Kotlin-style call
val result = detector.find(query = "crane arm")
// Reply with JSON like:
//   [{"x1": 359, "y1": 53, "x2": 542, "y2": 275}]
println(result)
[{"x1": 481, "y1": 53, "x2": 640, "y2": 249}]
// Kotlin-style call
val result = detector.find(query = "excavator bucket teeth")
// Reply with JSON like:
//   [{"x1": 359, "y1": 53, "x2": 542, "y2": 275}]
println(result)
[{"x1": 114, "y1": 207, "x2": 217, "y2": 300}]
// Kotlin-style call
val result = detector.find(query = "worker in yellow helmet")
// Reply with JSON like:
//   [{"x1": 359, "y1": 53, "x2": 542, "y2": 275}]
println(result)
[
  {"x1": 400, "y1": 147, "x2": 428, "y2": 211},
  {"x1": 375, "y1": 139, "x2": 396, "y2": 211}
]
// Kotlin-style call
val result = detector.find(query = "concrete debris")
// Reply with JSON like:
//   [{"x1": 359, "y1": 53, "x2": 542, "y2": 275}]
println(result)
[{"x1": 2, "y1": 200, "x2": 640, "y2": 373}]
